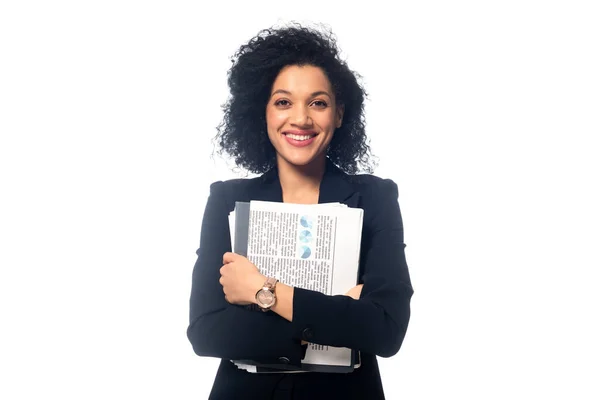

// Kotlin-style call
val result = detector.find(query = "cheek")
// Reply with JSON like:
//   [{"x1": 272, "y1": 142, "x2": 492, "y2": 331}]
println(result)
[
  {"x1": 323, "y1": 132, "x2": 335, "y2": 147},
  {"x1": 266, "y1": 109, "x2": 286, "y2": 131},
  {"x1": 314, "y1": 110, "x2": 337, "y2": 129}
]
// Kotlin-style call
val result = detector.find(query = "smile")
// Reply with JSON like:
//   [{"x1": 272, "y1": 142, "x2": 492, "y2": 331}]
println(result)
[
  {"x1": 282, "y1": 131, "x2": 318, "y2": 147},
  {"x1": 284, "y1": 133, "x2": 317, "y2": 141}
]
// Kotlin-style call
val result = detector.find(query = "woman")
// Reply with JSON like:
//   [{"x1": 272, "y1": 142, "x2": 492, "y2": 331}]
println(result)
[{"x1": 187, "y1": 24, "x2": 413, "y2": 399}]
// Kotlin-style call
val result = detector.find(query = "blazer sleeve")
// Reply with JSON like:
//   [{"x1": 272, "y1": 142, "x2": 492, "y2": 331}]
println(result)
[
  {"x1": 291, "y1": 179, "x2": 413, "y2": 357},
  {"x1": 186, "y1": 181, "x2": 305, "y2": 365}
]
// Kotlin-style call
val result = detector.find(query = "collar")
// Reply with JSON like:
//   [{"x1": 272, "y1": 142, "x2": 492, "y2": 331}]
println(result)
[{"x1": 254, "y1": 158, "x2": 360, "y2": 207}]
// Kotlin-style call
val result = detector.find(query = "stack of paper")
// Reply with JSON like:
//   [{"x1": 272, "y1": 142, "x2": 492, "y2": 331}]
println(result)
[{"x1": 228, "y1": 200, "x2": 364, "y2": 373}]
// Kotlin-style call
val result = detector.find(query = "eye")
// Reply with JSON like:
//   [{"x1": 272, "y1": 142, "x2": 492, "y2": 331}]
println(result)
[
  {"x1": 274, "y1": 99, "x2": 291, "y2": 107},
  {"x1": 311, "y1": 100, "x2": 328, "y2": 108}
]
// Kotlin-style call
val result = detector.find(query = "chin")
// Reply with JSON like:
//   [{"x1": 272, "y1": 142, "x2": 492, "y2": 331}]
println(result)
[
  {"x1": 279, "y1": 153, "x2": 324, "y2": 168},
  {"x1": 283, "y1": 157, "x2": 313, "y2": 167}
]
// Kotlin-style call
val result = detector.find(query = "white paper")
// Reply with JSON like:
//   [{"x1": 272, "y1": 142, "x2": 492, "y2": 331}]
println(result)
[{"x1": 228, "y1": 201, "x2": 363, "y2": 373}]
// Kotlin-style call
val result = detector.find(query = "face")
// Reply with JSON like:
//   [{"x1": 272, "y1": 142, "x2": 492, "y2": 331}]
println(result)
[{"x1": 266, "y1": 65, "x2": 343, "y2": 170}]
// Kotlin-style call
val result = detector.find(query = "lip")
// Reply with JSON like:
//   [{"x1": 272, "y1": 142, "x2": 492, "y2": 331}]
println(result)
[
  {"x1": 283, "y1": 130, "x2": 318, "y2": 136},
  {"x1": 282, "y1": 130, "x2": 318, "y2": 148}
]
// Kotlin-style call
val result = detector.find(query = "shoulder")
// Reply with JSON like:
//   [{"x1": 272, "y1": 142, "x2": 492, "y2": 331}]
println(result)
[
  {"x1": 206, "y1": 176, "x2": 262, "y2": 209},
  {"x1": 348, "y1": 174, "x2": 400, "y2": 228},
  {"x1": 208, "y1": 178, "x2": 252, "y2": 194},
  {"x1": 346, "y1": 174, "x2": 402, "y2": 230},
  {"x1": 208, "y1": 177, "x2": 260, "y2": 195},
  {"x1": 346, "y1": 173, "x2": 399, "y2": 199}
]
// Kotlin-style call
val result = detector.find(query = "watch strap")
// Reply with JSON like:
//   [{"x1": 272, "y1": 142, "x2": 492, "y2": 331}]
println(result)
[{"x1": 264, "y1": 277, "x2": 278, "y2": 291}]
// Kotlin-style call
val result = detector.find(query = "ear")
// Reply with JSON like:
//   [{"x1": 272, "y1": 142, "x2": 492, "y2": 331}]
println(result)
[{"x1": 335, "y1": 104, "x2": 344, "y2": 128}]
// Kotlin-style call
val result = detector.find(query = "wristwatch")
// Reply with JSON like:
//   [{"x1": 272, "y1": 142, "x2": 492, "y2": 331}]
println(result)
[{"x1": 255, "y1": 277, "x2": 278, "y2": 312}]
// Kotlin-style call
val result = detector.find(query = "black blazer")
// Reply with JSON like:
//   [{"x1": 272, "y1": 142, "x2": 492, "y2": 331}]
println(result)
[{"x1": 187, "y1": 160, "x2": 413, "y2": 400}]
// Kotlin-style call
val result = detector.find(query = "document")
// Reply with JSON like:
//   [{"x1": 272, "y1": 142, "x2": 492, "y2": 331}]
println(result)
[{"x1": 228, "y1": 201, "x2": 363, "y2": 373}]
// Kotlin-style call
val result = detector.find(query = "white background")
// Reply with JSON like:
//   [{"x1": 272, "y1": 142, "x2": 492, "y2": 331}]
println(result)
[{"x1": 1, "y1": 1, "x2": 599, "y2": 399}]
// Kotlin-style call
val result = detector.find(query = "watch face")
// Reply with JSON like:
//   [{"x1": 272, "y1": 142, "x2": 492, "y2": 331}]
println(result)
[{"x1": 257, "y1": 289, "x2": 274, "y2": 306}]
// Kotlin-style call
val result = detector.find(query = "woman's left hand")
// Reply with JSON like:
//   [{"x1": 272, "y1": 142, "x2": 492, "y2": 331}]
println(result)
[{"x1": 220, "y1": 252, "x2": 265, "y2": 305}]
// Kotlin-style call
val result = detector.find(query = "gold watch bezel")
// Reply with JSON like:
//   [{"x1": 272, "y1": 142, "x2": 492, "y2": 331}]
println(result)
[{"x1": 255, "y1": 278, "x2": 277, "y2": 311}]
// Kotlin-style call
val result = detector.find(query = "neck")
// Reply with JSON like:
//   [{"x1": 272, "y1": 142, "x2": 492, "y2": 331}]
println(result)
[{"x1": 277, "y1": 157, "x2": 327, "y2": 203}]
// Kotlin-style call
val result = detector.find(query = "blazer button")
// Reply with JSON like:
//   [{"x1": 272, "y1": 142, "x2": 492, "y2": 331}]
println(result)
[
  {"x1": 278, "y1": 357, "x2": 290, "y2": 364},
  {"x1": 302, "y1": 328, "x2": 314, "y2": 341}
]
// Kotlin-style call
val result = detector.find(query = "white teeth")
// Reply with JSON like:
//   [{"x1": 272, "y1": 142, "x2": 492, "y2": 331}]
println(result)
[{"x1": 285, "y1": 133, "x2": 315, "y2": 141}]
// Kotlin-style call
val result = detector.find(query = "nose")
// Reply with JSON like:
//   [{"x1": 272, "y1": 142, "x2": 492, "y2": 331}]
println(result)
[{"x1": 291, "y1": 105, "x2": 312, "y2": 126}]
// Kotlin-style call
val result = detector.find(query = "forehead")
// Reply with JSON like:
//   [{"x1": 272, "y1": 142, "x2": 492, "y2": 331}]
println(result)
[{"x1": 271, "y1": 65, "x2": 332, "y2": 94}]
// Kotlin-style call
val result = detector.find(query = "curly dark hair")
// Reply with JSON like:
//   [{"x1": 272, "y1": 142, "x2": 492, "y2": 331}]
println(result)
[{"x1": 213, "y1": 23, "x2": 374, "y2": 175}]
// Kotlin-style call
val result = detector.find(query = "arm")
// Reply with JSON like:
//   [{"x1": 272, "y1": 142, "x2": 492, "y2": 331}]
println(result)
[
  {"x1": 186, "y1": 182, "x2": 305, "y2": 365},
  {"x1": 271, "y1": 179, "x2": 413, "y2": 357}
]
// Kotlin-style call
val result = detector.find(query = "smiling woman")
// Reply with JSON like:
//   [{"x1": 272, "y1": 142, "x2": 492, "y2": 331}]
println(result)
[{"x1": 187, "y1": 23, "x2": 413, "y2": 399}]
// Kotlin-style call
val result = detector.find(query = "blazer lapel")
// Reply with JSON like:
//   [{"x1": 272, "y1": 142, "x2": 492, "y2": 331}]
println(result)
[
  {"x1": 318, "y1": 159, "x2": 361, "y2": 208},
  {"x1": 251, "y1": 166, "x2": 283, "y2": 203},
  {"x1": 251, "y1": 159, "x2": 360, "y2": 208}
]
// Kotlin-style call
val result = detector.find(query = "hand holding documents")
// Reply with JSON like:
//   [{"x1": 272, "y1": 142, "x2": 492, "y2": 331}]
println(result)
[{"x1": 228, "y1": 200, "x2": 364, "y2": 373}]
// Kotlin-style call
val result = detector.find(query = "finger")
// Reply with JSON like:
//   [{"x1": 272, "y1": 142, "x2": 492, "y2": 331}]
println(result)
[
  {"x1": 223, "y1": 252, "x2": 238, "y2": 263},
  {"x1": 345, "y1": 284, "x2": 363, "y2": 300}
]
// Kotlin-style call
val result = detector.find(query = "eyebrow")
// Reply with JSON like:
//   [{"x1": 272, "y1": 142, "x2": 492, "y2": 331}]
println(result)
[{"x1": 270, "y1": 89, "x2": 332, "y2": 99}]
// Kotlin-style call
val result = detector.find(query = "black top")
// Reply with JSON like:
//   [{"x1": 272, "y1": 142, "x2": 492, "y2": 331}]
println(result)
[{"x1": 187, "y1": 160, "x2": 413, "y2": 399}]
